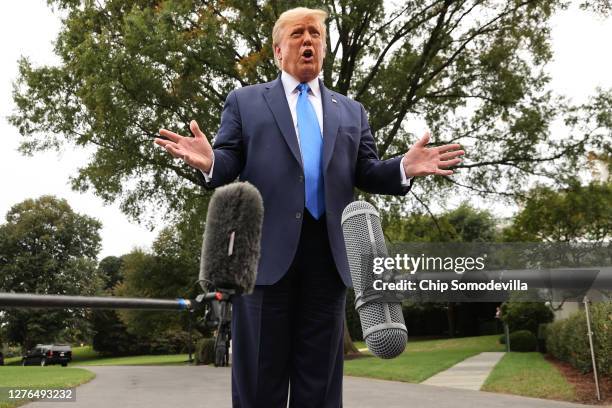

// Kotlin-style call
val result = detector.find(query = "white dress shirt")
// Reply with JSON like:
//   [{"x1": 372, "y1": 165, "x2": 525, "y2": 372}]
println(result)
[
  {"x1": 202, "y1": 71, "x2": 411, "y2": 186},
  {"x1": 280, "y1": 71, "x2": 323, "y2": 145}
]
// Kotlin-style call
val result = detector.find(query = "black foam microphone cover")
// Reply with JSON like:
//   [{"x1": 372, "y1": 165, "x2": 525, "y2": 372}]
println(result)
[
  {"x1": 199, "y1": 182, "x2": 263, "y2": 294},
  {"x1": 341, "y1": 201, "x2": 408, "y2": 359}
]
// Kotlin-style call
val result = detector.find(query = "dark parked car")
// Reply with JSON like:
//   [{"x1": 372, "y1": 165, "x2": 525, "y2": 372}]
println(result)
[{"x1": 22, "y1": 344, "x2": 72, "y2": 367}]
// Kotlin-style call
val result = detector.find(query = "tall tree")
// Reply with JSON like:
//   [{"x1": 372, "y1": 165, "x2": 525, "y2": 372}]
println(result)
[
  {"x1": 0, "y1": 196, "x2": 102, "y2": 348},
  {"x1": 97, "y1": 256, "x2": 124, "y2": 290},
  {"x1": 9, "y1": 0, "x2": 611, "y2": 224},
  {"x1": 89, "y1": 255, "x2": 135, "y2": 355},
  {"x1": 113, "y1": 222, "x2": 202, "y2": 341},
  {"x1": 503, "y1": 180, "x2": 612, "y2": 243},
  {"x1": 382, "y1": 202, "x2": 498, "y2": 242}
]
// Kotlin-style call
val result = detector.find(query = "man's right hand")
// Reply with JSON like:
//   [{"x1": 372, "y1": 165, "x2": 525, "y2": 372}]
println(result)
[{"x1": 155, "y1": 120, "x2": 213, "y2": 173}]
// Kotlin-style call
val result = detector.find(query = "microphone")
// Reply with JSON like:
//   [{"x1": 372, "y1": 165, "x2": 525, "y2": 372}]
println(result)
[
  {"x1": 199, "y1": 182, "x2": 264, "y2": 295},
  {"x1": 341, "y1": 201, "x2": 407, "y2": 359}
]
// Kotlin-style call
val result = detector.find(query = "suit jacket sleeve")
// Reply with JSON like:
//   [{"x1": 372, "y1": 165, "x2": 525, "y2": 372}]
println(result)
[
  {"x1": 354, "y1": 103, "x2": 411, "y2": 196},
  {"x1": 200, "y1": 90, "x2": 245, "y2": 189}
]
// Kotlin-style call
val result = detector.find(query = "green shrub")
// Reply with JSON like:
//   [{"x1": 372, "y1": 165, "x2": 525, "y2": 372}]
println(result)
[
  {"x1": 500, "y1": 302, "x2": 554, "y2": 335},
  {"x1": 564, "y1": 312, "x2": 591, "y2": 372},
  {"x1": 499, "y1": 334, "x2": 506, "y2": 344},
  {"x1": 546, "y1": 319, "x2": 561, "y2": 358},
  {"x1": 546, "y1": 302, "x2": 611, "y2": 376},
  {"x1": 509, "y1": 330, "x2": 537, "y2": 352},
  {"x1": 195, "y1": 338, "x2": 216, "y2": 365},
  {"x1": 148, "y1": 330, "x2": 197, "y2": 355},
  {"x1": 591, "y1": 301, "x2": 612, "y2": 376}
]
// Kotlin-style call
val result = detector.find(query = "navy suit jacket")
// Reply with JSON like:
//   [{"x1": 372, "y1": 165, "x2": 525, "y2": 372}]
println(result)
[{"x1": 203, "y1": 76, "x2": 410, "y2": 287}]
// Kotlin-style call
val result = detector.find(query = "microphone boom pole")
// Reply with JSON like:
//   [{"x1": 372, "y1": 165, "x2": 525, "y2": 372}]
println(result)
[
  {"x1": 0, "y1": 291, "x2": 235, "y2": 367},
  {"x1": 0, "y1": 292, "x2": 194, "y2": 311}
]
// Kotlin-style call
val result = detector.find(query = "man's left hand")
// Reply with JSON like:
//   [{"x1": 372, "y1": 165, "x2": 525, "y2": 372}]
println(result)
[{"x1": 403, "y1": 131, "x2": 464, "y2": 177}]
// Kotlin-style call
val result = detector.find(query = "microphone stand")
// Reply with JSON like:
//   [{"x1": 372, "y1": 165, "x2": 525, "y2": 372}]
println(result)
[
  {"x1": 0, "y1": 290, "x2": 238, "y2": 367},
  {"x1": 196, "y1": 289, "x2": 235, "y2": 367}
]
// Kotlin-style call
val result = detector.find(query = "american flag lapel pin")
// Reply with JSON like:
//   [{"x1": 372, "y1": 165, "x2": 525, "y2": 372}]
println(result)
[{"x1": 332, "y1": 96, "x2": 337, "y2": 104}]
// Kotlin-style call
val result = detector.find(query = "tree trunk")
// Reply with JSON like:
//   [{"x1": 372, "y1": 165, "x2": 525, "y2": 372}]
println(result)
[{"x1": 343, "y1": 317, "x2": 359, "y2": 355}]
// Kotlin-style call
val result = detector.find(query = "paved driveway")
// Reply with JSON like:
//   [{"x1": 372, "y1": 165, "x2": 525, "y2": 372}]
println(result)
[{"x1": 25, "y1": 365, "x2": 587, "y2": 408}]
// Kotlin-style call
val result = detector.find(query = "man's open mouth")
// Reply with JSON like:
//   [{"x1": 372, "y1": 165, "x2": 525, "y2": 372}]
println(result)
[{"x1": 302, "y1": 49, "x2": 313, "y2": 60}]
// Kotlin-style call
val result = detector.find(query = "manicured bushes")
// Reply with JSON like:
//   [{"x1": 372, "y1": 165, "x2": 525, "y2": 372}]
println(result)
[
  {"x1": 148, "y1": 331, "x2": 194, "y2": 354},
  {"x1": 509, "y1": 330, "x2": 537, "y2": 352},
  {"x1": 546, "y1": 302, "x2": 611, "y2": 376},
  {"x1": 590, "y1": 301, "x2": 612, "y2": 376},
  {"x1": 195, "y1": 338, "x2": 216, "y2": 365},
  {"x1": 500, "y1": 302, "x2": 554, "y2": 335}
]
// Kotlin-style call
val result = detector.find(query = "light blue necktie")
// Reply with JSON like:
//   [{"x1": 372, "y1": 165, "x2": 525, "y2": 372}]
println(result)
[{"x1": 296, "y1": 83, "x2": 325, "y2": 219}]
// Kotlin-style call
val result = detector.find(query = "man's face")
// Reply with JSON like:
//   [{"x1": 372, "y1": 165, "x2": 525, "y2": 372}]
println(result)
[{"x1": 275, "y1": 17, "x2": 325, "y2": 82}]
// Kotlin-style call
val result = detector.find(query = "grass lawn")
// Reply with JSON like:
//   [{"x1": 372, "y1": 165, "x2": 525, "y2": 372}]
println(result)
[
  {"x1": 0, "y1": 367, "x2": 95, "y2": 408},
  {"x1": 67, "y1": 345, "x2": 190, "y2": 366},
  {"x1": 5, "y1": 345, "x2": 190, "y2": 367},
  {"x1": 344, "y1": 334, "x2": 504, "y2": 383},
  {"x1": 482, "y1": 352, "x2": 576, "y2": 401},
  {"x1": 75, "y1": 353, "x2": 190, "y2": 366}
]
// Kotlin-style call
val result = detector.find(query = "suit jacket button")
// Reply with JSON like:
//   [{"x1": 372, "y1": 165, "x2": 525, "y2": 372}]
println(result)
[
  {"x1": 296, "y1": 212, "x2": 302, "y2": 219},
  {"x1": 298, "y1": 175, "x2": 304, "y2": 183}
]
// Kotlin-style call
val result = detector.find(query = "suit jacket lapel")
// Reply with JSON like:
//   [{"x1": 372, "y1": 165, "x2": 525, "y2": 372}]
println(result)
[
  {"x1": 263, "y1": 77, "x2": 303, "y2": 169},
  {"x1": 319, "y1": 79, "x2": 339, "y2": 172}
]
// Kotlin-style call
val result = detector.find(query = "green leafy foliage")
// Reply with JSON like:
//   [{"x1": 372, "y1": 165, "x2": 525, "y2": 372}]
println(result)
[
  {"x1": 9, "y1": 1, "x2": 611, "y2": 223},
  {"x1": 0, "y1": 196, "x2": 103, "y2": 349},
  {"x1": 90, "y1": 309, "x2": 140, "y2": 355},
  {"x1": 503, "y1": 180, "x2": 612, "y2": 242},
  {"x1": 546, "y1": 301, "x2": 611, "y2": 376},
  {"x1": 89, "y1": 255, "x2": 143, "y2": 355},
  {"x1": 111, "y1": 220, "x2": 203, "y2": 350},
  {"x1": 97, "y1": 256, "x2": 124, "y2": 290},
  {"x1": 509, "y1": 330, "x2": 537, "y2": 352},
  {"x1": 382, "y1": 202, "x2": 499, "y2": 243},
  {"x1": 500, "y1": 302, "x2": 554, "y2": 335}
]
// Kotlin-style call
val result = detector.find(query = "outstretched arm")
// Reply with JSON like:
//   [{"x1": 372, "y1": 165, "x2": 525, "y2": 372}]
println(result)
[
  {"x1": 402, "y1": 131, "x2": 464, "y2": 177},
  {"x1": 154, "y1": 91, "x2": 245, "y2": 188},
  {"x1": 155, "y1": 120, "x2": 213, "y2": 173},
  {"x1": 355, "y1": 104, "x2": 464, "y2": 195}
]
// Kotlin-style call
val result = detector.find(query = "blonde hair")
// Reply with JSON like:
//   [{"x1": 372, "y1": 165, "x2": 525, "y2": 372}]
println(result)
[{"x1": 272, "y1": 7, "x2": 328, "y2": 69}]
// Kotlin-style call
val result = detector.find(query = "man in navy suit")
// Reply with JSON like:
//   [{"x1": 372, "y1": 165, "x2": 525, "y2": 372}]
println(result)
[{"x1": 156, "y1": 7, "x2": 463, "y2": 407}]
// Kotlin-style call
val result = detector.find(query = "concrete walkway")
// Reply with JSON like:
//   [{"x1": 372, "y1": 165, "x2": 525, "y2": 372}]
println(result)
[
  {"x1": 422, "y1": 351, "x2": 506, "y2": 390},
  {"x1": 23, "y1": 365, "x2": 587, "y2": 408}
]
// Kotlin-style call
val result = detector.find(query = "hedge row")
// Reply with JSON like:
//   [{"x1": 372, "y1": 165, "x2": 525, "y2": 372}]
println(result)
[
  {"x1": 509, "y1": 330, "x2": 538, "y2": 352},
  {"x1": 546, "y1": 301, "x2": 611, "y2": 376}
]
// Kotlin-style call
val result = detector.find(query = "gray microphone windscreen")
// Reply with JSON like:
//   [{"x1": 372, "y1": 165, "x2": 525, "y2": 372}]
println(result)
[
  {"x1": 341, "y1": 201, "x2": 407, "y2": 359},
  {"x1": 199, "y1": 182, "x2": 263, "y2": 294}
]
